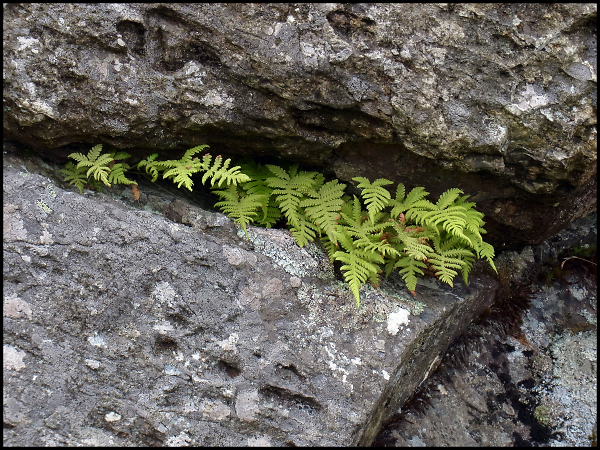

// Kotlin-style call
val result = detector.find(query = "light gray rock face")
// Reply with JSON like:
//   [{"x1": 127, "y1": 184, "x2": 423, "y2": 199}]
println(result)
[
  {"x1": 2, "y1": 3, "x2": 597, "y2": 248},
  {"x1": 3, "y1": 152, "x2": 500, "y2": 446}
]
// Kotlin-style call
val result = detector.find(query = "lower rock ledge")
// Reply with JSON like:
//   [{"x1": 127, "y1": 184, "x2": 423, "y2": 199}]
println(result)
[{"x1": 3, "y1": 154, "x2": 500, "y2": 446}]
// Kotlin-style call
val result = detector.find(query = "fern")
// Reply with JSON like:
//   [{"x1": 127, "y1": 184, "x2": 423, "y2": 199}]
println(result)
[
  {"x1": 64, "y1": 145, "x2": 135, "y2": 191},
  {"x1": 213, "y1": 185, "x2": 267, "y2": 239},
  {"x1": 108, "y1": 162, "x2": 137, "y2": 186},
  {"x1": 390, "y1": 257, "x2": 428, "y2": 296},
  {"x1": 265, "y1": 164, "x2": 320, "y2": 242},
  {"x1": 63, "y1": 145, "x2": 498, "y2": 308},
  {"x1": 300, "y1": 179, "x2": 346, "y2": 244},
  {"x1": 352, "y1": 177, "x2": 393, "y2": 224},
  {"x1": 159, "y1": 146, "x2": 209, "y2": 190},
  {"x1": 60, "y1": 162, "x2": 89, "y2": 194},
  {"x1": 200, "y1": 154, "x2": 251, "y2": 188},
  {"x1": 389, "y1": 184, "x2": 429, "y2": 219},
  {"x1": 289, "y1": 214, "x2": 321, "y2": 248},
  {"x1": 137, "y1": 153, "x2": 162, "y2": 182},
  {"x1": 68, "y1": 144, "x2": 115, "y2": 187},
  {"x1": 333, "y1": 229, "x2": 385, "y2": 308}
]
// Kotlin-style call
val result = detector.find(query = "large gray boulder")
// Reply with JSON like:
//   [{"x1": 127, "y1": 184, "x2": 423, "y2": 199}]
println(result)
[
  {"x1": 3, "y1": 151, "x2": 500, "y2": 446},
  {"x1": 3, "y1": 3, "x2": 597, "y2": 248}
]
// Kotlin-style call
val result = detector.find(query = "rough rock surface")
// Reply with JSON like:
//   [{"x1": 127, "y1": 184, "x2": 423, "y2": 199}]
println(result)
[
  {"x1": 3, "y1": 151, "x2": 500, "y2": 446},
  {"x1": 375, "y1": 212, "x2": 597, "y2": 447},
  {"x1": 3, "y1": 3, "x2": 597, "y2": 248}
]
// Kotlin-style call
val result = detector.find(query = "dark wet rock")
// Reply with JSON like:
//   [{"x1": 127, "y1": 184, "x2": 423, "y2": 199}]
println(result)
[{"x1": 3, "y1": 3, "x2": 597, "y2": 248}]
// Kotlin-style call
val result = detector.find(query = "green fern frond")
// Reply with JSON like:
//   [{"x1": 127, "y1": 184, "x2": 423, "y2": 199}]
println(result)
[
  {"x1": 319, "y1": 235, "x2": 339, "y2": 263},
  {"x1": 69, "y1": 144, "x2": 115, "y2": 187},
  {"x1": 112, "y1": 151, "x2": 132, "y2": 161},
  {"x1": 339, "y1": 195, "x2": 389, "y2": 240},
  {"x1": 423, "y1": 207, "x2": 469, "y2": 242},
  {"x1": 390, "y1": 185, "x2": 430, "y2": 219},
  {"x1": 161, "y1": 146, "x2": 210, "y2": 190},
  {"x1": 236, "y1": 160, "x2": 278, "y2": 225},
  {"x1": 108, "y1": 163, "x2": 137, "y2": 186},
  {"x1": 258, "y1": 199, "x2": 283, "y2": 228},
  {"x1": 163, "y1": 165, "x2": 197, "y2": 191},
  {"x1": 435, "y1": 188, "x2": 463, "y2": 210},
  {"x1": 201, "y1": 155, "x2": 252, "y2": 187},
  {"x1": 213, "y1": 185, "x2": 267, "y2": 239},
  {"x1": 354, "y1": 235, "x2": 401, "y2": 259},
  {"x1": 137, "y1": 154, "x2": 163, "y2": 182},
  {"x1": 300, "y1": 179, "x2": 346, "y2": 244},
  {"x1": 60, "y1": 162, "x2": 89, "y2": 194},
  {"x1": 289, "y1": 215, "x2": 321, "y2": 248},
  {"x1": 387, "y1": 220, "x2": 435, "y2": 261},
  {"x1": 239, "y1": 160, "x2": 274, "y2": 196},
  {"x1": 427, "y1": 253, "x2": 465, "y2": 287},
  {"x1": 266, "y1": 164, "x2": 319, "y2": 230},
  {"x1": 393, "y1": 257, "x2": 428, "y2": 295},
  {"x1": 68, "y1": 144, "x2": 103, "y2": 165},
  {"x1": 353, "y1": 176, "x2": 393, "y2": 224},
  {"x1": 478, "y1": 241, "x2": 497, "y2": 271},
  {"x1": 334, "y1": 247, "x2": 384, "y2": 308}
]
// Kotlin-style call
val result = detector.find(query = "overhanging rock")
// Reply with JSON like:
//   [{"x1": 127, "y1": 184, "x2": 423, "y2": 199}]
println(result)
[
  {"x1": 4, "y1": 153, "x2": 499, "y2": 446},
  {"x1": 3, "y1": 3, "x2": 596, "y2": 248}
]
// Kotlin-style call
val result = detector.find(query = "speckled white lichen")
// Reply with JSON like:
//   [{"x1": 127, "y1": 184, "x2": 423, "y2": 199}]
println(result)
[
  {"x1": 543, "y1": 330, "x2": 597, "y2": 446},
  {"x1": 237, "y1": 225, "x2": 334, "y2": 279},
  {"x1": 104, "y1": 412, "x2": 121, "y2": 422},
  {"x1": 387, "y1": 308, "x2": 410, "y2": 335}
]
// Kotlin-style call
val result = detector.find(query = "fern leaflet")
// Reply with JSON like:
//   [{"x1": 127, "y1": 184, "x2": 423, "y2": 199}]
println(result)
[
  {"x1": 300, "y1": 179, "x2": 346, "y2": 244},
  {"x1": 213, "y1": 185, "x2": 267, "y2": 239},
  {"x1": 334, "y1": 229, "x2": 384, "y2": 307},
  {"x1": 265, "y1": 164, "x2": 319, "y2": 231},
  {"x1": 69, "y1": 144, "x2": 115, "y2": 187},
  {"x1": 137, "y1": 153, "x2": 162, "y2": 182},
  {"x1": 60, "y1": 162, "x2": 89, "y2": 194},
  {"x1": 108, "y1": 162, "x2": 137, "y2": 186},
  {"x1": 353, "y1": 176, "x2": 393, "y2": 224}
]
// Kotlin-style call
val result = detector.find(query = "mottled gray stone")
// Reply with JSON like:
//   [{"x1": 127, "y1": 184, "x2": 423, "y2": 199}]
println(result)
[{"x1": 3, "y1": 151, "x2": 501, "y2": 446}]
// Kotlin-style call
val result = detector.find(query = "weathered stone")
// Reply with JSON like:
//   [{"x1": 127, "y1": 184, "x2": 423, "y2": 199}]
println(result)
[
  {"x1": 3, "y1": 151, "x2": 501, "y2": 446},
  {"x1": 3, "y1": 3, "x2": 596, "y2": 248},
  {"x1": 375, "y1": 236, "x2": 597, "y2": 446}
]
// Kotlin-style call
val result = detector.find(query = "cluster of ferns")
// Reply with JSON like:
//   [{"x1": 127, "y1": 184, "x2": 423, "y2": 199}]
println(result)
[{"x1": 62, "y1": 144, "x2": 497, "y2": 307}]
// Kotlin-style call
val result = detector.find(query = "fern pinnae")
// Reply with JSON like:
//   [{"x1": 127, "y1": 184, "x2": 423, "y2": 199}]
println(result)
[
  {"x1": 299, "y1": 179, "x2": 346, "y2": 244},
  {"x1": 334, "y1": 247, "x2": 384, "y2": 308},
  {"x1": 137, "y1": 154, "x2": 162, "y2": 182},
  {"x1": 353, "y1": 176, "x2": 393, "y2": 224},
  {"x1": 108, "y1": 162, "x2": 137, "y2": 186},
  {"x1": 69, "y1": 144, "x2": 115, "y2": 187},
  {"x1": 389, "y1": 185, "x2": 430, "y2": 219},
  {"x1": 393, "y1": 257, "x2": 427, "y2": 296},
  {"x1": 354, "y1": 235, "x2": 401, "y2": 259},
  {"x1": 204, "y1": 157, "x2": 251, "y2": 188},
  {"x1": 61, "y1": 162, "x2": 89, "y2": 194},
  {"x1": 160, "y1": 147, "x2": 208, "y2": 190},
  {"x1": 265, "y1": 164, "x2": 318, "y2": 230},
  {"x1": 289, "y1": 215, "x2": 320, "y2": 248},
  {"x1": 213, "y1": 185, "x2": 267, "y2": 239},
  {"x1": 200, "y1": 154, "x2": 223, "y2": 185},
  {"x1": 68, "y1": 144, "x2": 103, "y2": 165},
  {"x1": 435, "y1": 187, "x2": 464, "y2": 210}
]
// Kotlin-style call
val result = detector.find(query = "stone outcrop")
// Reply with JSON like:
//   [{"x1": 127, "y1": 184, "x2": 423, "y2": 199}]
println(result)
[
  {"x1": 3, "y1": 151, "x2": 501, "y2": 446},
  {"x1": 3, "y1": 3, "x2": 597, "y2": 248},
  {"x1": 374, "y1": 212, "x2": 597, "y2": 447}
]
